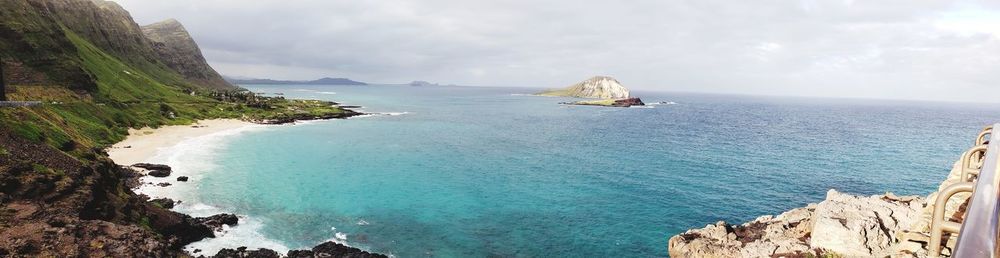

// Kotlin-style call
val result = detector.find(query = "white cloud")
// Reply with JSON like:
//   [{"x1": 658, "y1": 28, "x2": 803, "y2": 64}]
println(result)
[{"x1": 110, "y1": 0, "x2": 1000, "y2": 102}]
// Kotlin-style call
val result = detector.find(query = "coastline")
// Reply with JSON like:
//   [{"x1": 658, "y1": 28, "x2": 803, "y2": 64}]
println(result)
[
  {"x1": 668, "y1": 158, "x2": 972, "y2": 257},
  {"x1": 108, "y1": 119, "x2": 255, "y2": 165},
  {"x1": 107, "y1": 119, "x2": 283, "y2": 254},
  {"x1": 105, "y1": 116, "x2": 386, "y2": 257}
]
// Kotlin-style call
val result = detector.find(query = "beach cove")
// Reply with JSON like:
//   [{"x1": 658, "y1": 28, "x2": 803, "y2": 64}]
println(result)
[{"x1": 97, "y1": 84, "x2": 1000, "y2": 257}]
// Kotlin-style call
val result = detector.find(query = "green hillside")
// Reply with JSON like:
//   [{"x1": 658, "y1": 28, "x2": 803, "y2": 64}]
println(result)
[{"x1": 0, "y1": 0, "x2": 361, "y2": 256}]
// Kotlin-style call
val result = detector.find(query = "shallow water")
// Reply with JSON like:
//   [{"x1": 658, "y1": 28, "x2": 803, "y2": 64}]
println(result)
[{"x1": 173, "y1": 85, "x2": 1000, "y2": 257}]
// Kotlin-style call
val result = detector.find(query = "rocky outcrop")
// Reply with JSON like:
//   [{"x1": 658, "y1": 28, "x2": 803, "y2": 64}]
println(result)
[
  {"x1": 669, "y1": 155, "x2": 982, "y2": 258},
  {"x1": 132, "y1": 163, "x2": 171, "y2": 177},
  {"x1": 248, "y1": 108, "x2": 363, "y2": 125},
  {"x1": 149, "y1": 198, "x2": 176, "y2": 209},
  {"x1": 563, "y1": 97, "x2": 646, "y2": 107},
  {"x1": 810, "y1": 191, "x2": 923, "y2": 256},
  {"x1": 142, "y1": 19, "x2": 235, "y2": 90},
  {"x1": 131, "y1": 163, "x2": 172, "y2": 171},
  {"x1": 194, "y1": 214, "x2": 239, "y2": 232},
  {"x1": 0, "y1": 128, "x2": 196, "y2": 256},
  {"x1": 612, "y1": 97, "x2": 645, "y2": 107},
  {"x1": 668, "y1": 190, "x2": 924, "y2": 257},
  {"x1": 536, "y1": 76, "x2": 631, "y2": 99}
]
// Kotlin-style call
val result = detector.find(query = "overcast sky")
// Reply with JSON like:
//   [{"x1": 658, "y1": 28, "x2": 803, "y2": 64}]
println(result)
[{"x1": 111, "y1": 0, "x2": 1000, "y2": 102}]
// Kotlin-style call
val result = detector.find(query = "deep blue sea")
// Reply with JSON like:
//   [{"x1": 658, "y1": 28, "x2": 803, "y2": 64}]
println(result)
[{"x1": 172, "y1": 85, "x2": 1000, "y2": 257}]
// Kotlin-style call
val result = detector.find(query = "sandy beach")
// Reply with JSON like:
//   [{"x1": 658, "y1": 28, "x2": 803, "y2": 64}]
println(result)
[{"x1": 108, "y1": 119, "x2": 254, "y2": 165}]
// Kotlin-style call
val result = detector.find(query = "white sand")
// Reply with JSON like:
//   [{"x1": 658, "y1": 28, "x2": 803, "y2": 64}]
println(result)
[{"x1": 107, "y1": 119, "x2": 254, "y2": 165}]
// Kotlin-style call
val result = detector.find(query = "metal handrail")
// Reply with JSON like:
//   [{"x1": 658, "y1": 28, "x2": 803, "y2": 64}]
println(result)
[
  {"x1": 929, "y1": 182, "x2": 975, "y2": 257},
  {"x1": 960, "y1": 145, "x2": 989, "y2": 182},
  {"x1": 977, "y1": 126, "x2": 993, "y2": 146},
  {"x1": 953, "y1": 123, "x2": 1000, "y2": 257}
]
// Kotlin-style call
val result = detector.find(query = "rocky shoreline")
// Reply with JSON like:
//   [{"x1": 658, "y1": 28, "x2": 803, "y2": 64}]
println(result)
[
  {"x1": 668, "y1": 159, "x2": 974, "y2": 257},
  {"x1": 127, "y1": 162, "x2": 387, "y2": 258},
  {"x1": 118, "y1": 111, "x2": 391, "y2": 257},
  {"x1": 560, "y1": 97, "x2": 646, "y2": 107},
  {"x1": 247, "y1": 106, "x2": 364, "y2": 125}
]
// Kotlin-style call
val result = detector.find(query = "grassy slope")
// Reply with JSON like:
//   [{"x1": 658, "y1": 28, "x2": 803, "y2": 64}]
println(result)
[{"x1": 1, "y1": 28, "x2": 349, "y2": 160}]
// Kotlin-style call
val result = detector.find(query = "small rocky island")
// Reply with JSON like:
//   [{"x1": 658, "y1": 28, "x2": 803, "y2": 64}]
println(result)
[{"x1": 536, "y1": 76, "x2": 645, "y2": 107}]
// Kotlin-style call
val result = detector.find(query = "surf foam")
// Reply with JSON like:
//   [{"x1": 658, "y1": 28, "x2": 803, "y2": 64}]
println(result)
[{"x1": 134, "y1": 124, "x2": 294, "y2": 255}]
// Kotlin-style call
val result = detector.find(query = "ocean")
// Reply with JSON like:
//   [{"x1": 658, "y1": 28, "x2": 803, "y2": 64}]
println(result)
[{"x1": 144, "y1": 85, "x2": 1000, "y2": 257}]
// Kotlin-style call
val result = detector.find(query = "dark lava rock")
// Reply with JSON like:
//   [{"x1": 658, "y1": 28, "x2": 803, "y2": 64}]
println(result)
[
  {"x1": 195, "y1": 214, "x2": 239, "y2": 231},
  {"x1": 177, "y1": 176, "x2": 189, "y2": 182},
  {"x1": 149, "y1": 198, "x2": 176, "y2": 209},
  {"x1": 611, "y1": 97, "x2": 645, "y2": 107},
  {"x1": 285, "y1": 250, "x2": 314, "y2": 258},
  {"x1": 310, "y1": 241, "x2": 386, "y2": 258},
  {"x1": 147, "y1": 170, "x2": 171, "y2": 177},
  {"x1": 118, "y1": 165, "x2": 143, "y2": 189},
  {"x1": 156, "y1": 182, "x2": 172, "y2": 187},
  {"x1": 142, "y1": 204, "x2": 214, "y2": 247},
  {"x1": 219, "y1": 241, "x2": 388, "y2": 258},
  {"x1": 132, "y1": 163, "x2": 172, "y2": 171},
  {"x1": 211, "y1": 247, "x2": 281, "y2": 258}
]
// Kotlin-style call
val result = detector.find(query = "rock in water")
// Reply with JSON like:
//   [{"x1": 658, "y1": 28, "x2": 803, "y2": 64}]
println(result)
[
  {"x1": 536, "y1": 76, "x2": 630, "y2": 99},
  {"x1": 195, "y1": 213, "x2": 240, "y2": 231}
]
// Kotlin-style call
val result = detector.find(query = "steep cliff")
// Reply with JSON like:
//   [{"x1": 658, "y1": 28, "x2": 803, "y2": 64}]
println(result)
[
  {"x1": 0, "y1": 0, "x2": 97, "y2": 90},
  {"x1": 2, "y1": 0, "x2": 231, "y2": 91},
  {"x1": 142, "y1": 19, "x2": 235, "y2": 90},
  {"x1": 536, "y1": 76, "x2": 631, "y2": 99}
]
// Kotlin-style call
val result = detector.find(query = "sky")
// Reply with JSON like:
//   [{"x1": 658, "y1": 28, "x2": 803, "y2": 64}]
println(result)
[{"x1": 110, "y1": 0, "x2": 1000, "y2": 102}]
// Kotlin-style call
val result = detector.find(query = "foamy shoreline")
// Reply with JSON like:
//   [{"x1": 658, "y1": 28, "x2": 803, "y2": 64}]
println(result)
[
  {"x1": 108, "y1": 119, "x2": 255, "y2": 165},
  {"x1": 105, "y1": 118, "x2": 378, "y2": 256},
  {"x1": 107, "y1": 119, "x2": 294, "y2": 254}
]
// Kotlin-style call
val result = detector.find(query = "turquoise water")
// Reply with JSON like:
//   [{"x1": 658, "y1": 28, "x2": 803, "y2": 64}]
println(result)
[{"x1": 194, "y1": 85, "x2": 1000, "y2": 257}]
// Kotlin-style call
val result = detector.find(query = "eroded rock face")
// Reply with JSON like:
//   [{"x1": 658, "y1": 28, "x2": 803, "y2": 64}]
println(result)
[
  {"x1": 141, "y1": 19, "x2": 235, "y2": 90},
  {"x1": 668, "y1": 205, "x2": 816, "y2": 257},
  {"x1": 810, "y1": 190, "x2": 924, "y2": 257},
  {"x1": 536, "y1": 76, "x2": 631, "y2": 99},
  {"x1": 668, "y1": 190, "x2": 925, "y2": 258}
]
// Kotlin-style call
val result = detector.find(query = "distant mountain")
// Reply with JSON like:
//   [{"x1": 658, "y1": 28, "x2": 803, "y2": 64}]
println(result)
[
  {"x1": 535, "y1": 76, "x2": 630, "y2": 99},
  {"x1": 408, "y1": 81, "x2": 438, "y2": 87},
  {"x1": 229, "y1": 77, "x2": 367, "y2": 85}
]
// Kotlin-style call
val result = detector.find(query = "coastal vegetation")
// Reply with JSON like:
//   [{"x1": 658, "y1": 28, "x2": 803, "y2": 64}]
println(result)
[{"x1": 0, "y1": 0, "x2": 366, "y2": 256}]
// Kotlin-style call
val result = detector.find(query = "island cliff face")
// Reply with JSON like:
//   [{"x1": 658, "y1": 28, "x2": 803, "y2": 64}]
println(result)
[
  {"x1": 536, "y1": 76, "x2": 631, "y2": 99},
  {"x1": 142, "y1": 19, "x2": 234, "y2": 90}
]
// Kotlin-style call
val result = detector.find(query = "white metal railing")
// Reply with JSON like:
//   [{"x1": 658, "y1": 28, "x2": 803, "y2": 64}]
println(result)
[{"x1": 929, "y1": 124, "x2": 999, "y2": 257}]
